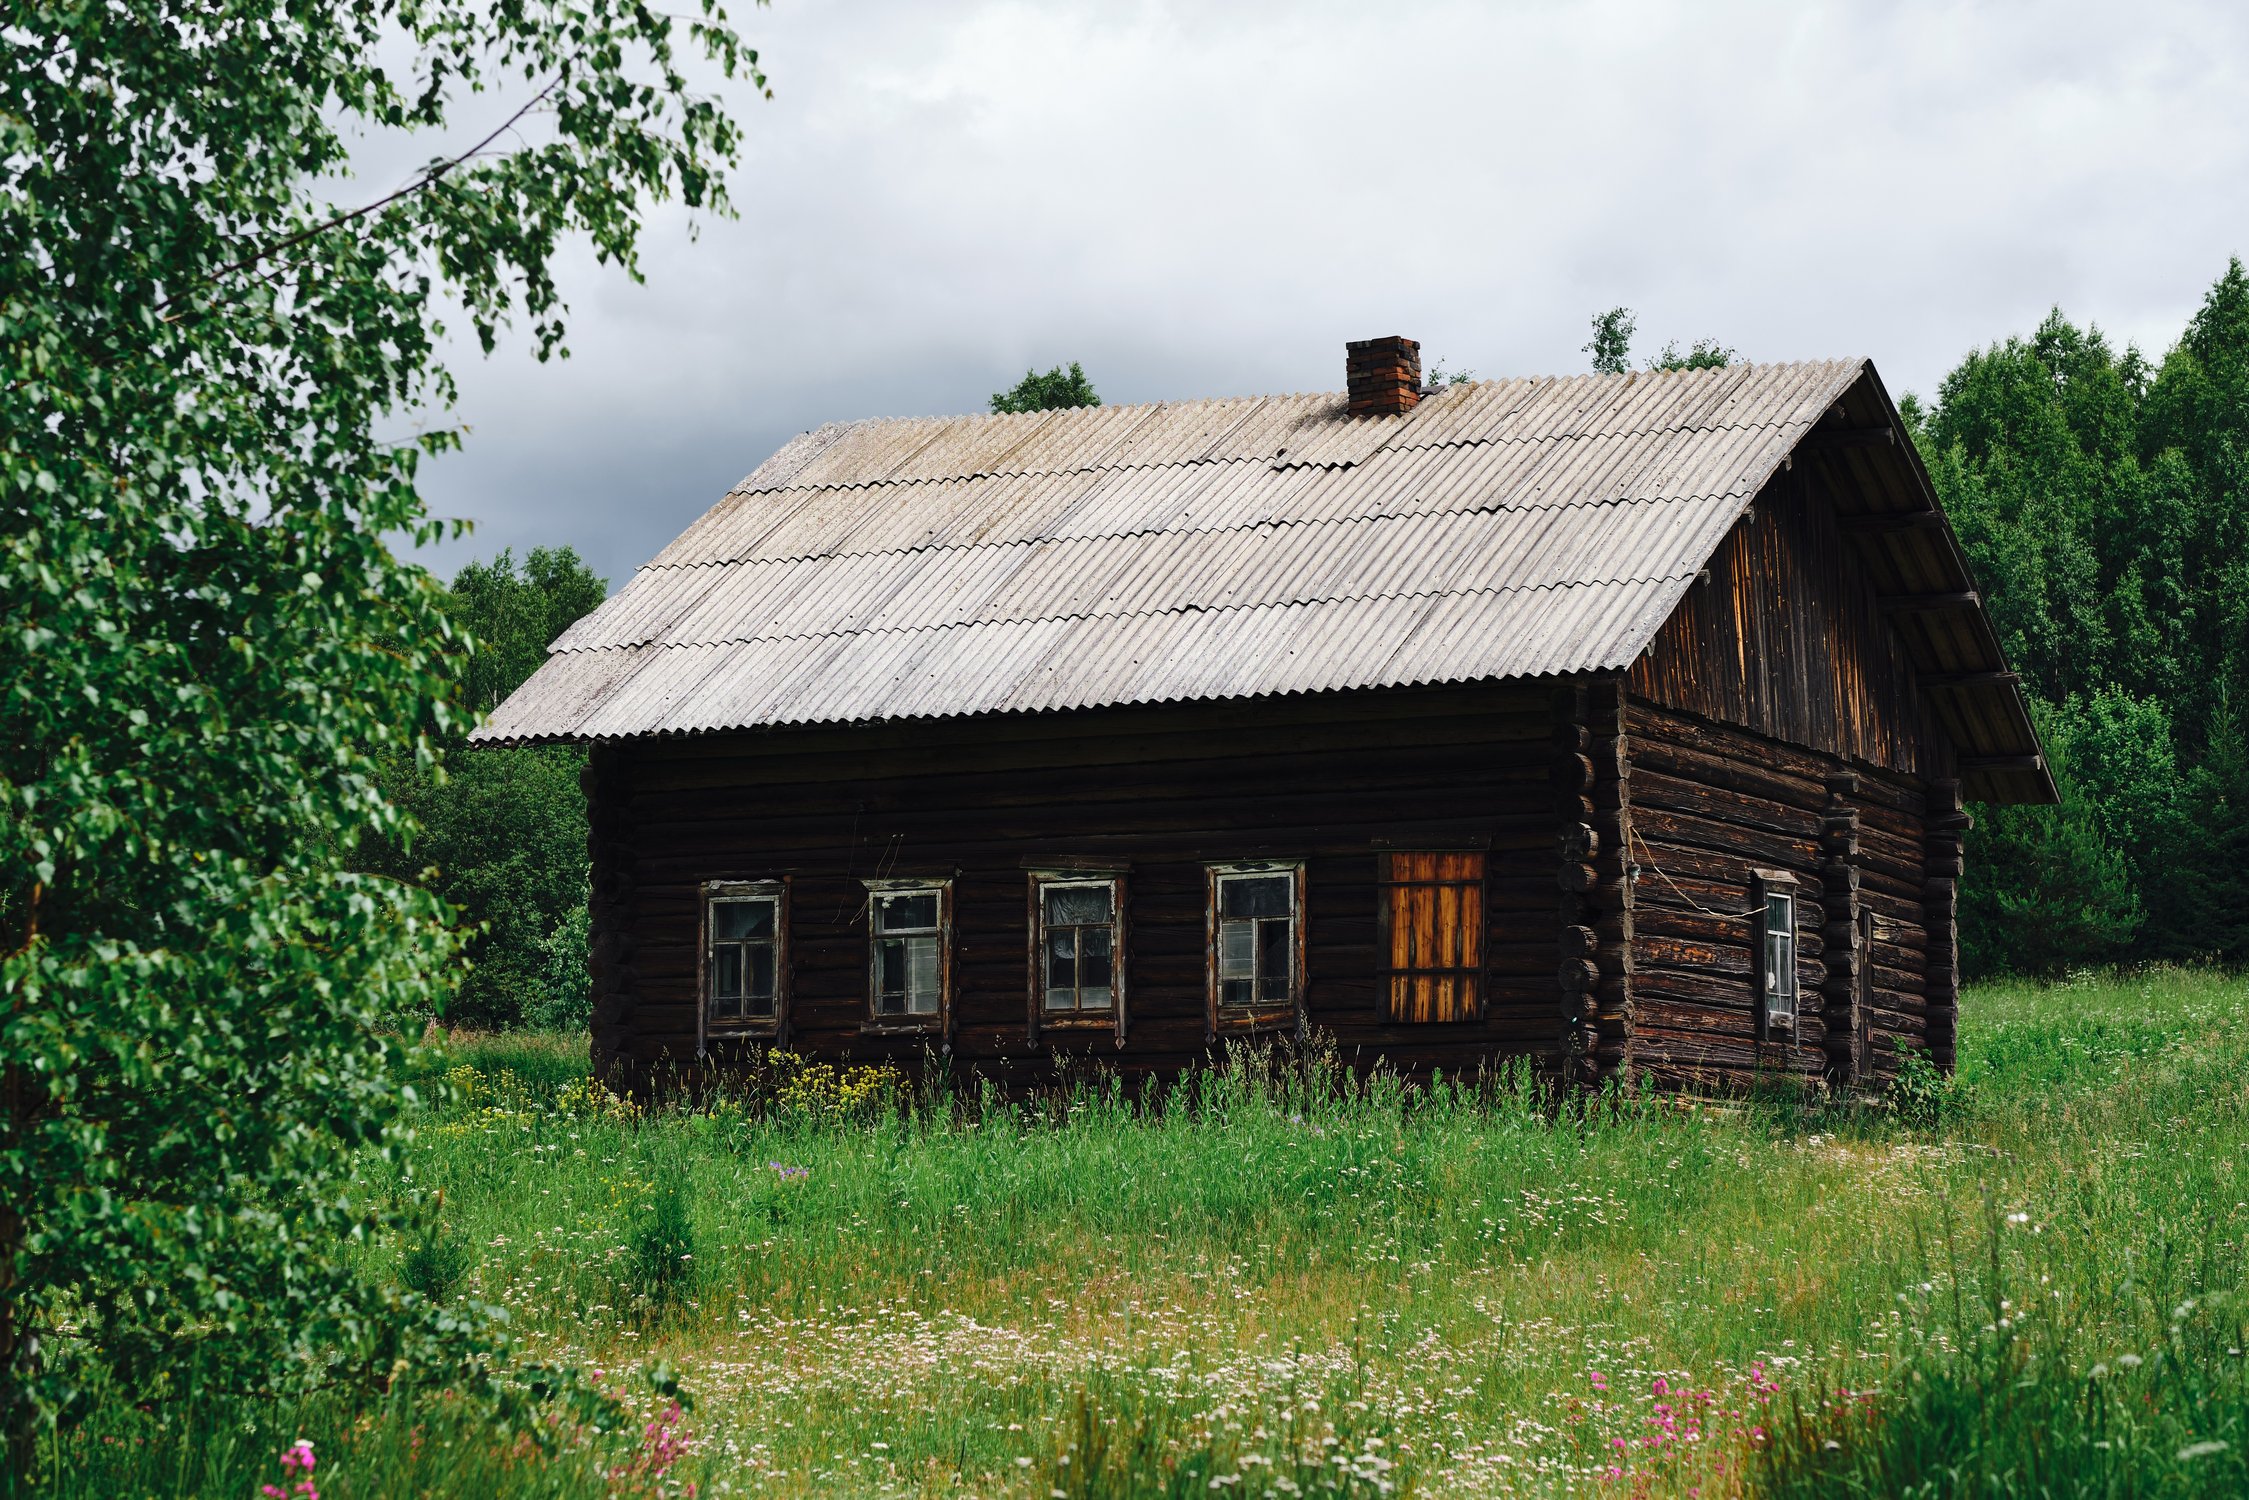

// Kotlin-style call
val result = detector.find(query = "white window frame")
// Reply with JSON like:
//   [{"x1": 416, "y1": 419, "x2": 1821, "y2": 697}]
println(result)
[
  {"x1": 701, "y1": 879, "x2": 787, "y2": 1047},
  {"x1": 1753, "y1": 870, "x2": 1799, "y2": 1038},
  {"x1": 863, "y1": 877, "x2": 952, "y2": 1033},
  {"x1": 1028, "y1": 872, "x2": 1126, "y2": 1040},
  {"x1": 1206, "y1": 861, "x2": 1307, "y2": 1037}
]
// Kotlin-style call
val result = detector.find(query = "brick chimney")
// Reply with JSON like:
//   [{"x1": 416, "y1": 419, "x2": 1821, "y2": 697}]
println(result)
[{"x1": 1345, "y1": 335, "x2": 1422, "y2": 417}]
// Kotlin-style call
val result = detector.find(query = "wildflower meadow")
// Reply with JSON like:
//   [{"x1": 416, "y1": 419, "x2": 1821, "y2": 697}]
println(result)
[{"x1": 38, "y1": 970, "x2": 2249, "y2": 1497}]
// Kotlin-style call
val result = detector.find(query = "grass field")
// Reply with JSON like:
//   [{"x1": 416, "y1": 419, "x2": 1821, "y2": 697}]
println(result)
[{"x1": 46, "y1": 971, "x2": 2249, "y2": 1496}]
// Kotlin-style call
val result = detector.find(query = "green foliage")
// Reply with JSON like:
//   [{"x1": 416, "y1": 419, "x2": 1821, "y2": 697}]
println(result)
[
  {"x1": 627, "y1": 1175, "x2": 699, "y2": 1315},
  {"x1": 1584, "y1": 306, "x2": 1637, "y2": 374},
  {"x1": 990, "y1": 361, "x2": 1101, "y2": 413},
  {"x1": 1647, "y1": 337, "x2": 1736, "y2": 371},
  {"x1": 1918, "y1": 262, "x2": 2249, "y2": 973},
  {"x1": 1583, "y1": 308, "x2": 1734, "y2": 374},
  {"x1": 1882, "y1": 1043, "x2": 1964, "y2": 1128},
  {"x1": 398, "y1": 1211, "x2": 475, "y2": 1306},
  {"x1": 0, "y1": 0, "x2": 756, "y2": 1464},
  {"x1": 1961, "y1": 698, "x2": 2143, "y2": 976},
  {"x1": 369, "y1": 547, "x2": 605, "y2": 1029},
  {"x1": 527, "y1": 883, "x2": 594, "y2": 1033}
]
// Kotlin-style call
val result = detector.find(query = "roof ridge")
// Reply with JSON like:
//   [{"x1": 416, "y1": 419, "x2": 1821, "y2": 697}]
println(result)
[{"x1": 739, "y1": 358, "x2": 1863, "y2": 438}]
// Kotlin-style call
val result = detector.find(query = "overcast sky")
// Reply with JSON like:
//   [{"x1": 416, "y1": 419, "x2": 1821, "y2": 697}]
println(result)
[{"x1": 410, "y1": 0, "x2": 2249, "y2": 590}]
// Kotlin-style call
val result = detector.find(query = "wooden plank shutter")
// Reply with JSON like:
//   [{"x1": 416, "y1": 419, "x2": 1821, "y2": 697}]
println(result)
[{"x1": 1379, "y1": 851, "x2": 1485, "y2": 1023}]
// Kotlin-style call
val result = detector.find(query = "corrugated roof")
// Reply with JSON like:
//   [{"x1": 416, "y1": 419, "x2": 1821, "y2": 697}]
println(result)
[{"x1": 478, "y1": 359, "x2": 2009, "y2": 761}]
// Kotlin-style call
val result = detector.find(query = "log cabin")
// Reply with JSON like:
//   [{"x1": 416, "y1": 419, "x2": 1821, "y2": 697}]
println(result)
[{"x1": 471, "y1": 337, "x2": 2055, "y2": 1093}]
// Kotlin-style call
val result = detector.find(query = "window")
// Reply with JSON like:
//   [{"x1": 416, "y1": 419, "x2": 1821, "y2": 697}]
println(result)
[
  {"x1": 1037, "y1": 878, "x2": 1120, "y2": 1016},
  {"x1": 704, "y1": 880, "x2": 786, "y2": 1038},
  {"x1": 1379, "y1": 851, "x2": 1485, "y2": 1023},
  {"x1": 1208, "y1": 864, "x2": 1304, "y2": 1027},
  {"x1": 1756, "y1": 873, "x2": 1798, "y2": 1035},
  {"x1": 867, "y1": 882, "x2": 948, "y2": 1024}
]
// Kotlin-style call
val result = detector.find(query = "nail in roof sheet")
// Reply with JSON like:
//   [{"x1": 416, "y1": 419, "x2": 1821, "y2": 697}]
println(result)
[{"x1": 474, "y1": 360, "x2": 1870, "y2": 744}]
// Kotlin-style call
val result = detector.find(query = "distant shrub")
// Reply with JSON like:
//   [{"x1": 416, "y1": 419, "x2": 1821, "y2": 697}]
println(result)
[
  {"x1": 628, "y1": 1176, "x2": 698, "y2": 1315},
  {"x1": 1886, "y1": 1044, "x2": 1966, "y2": 1127},
  {"x1": 400, "y1": 1199, "x2": 475, "y2": 1305}
]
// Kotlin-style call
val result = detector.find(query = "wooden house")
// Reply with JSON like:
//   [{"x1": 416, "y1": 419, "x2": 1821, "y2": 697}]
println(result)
[{"x1": 472, "y1": 338, "x2": 2054, "y2": 1091}]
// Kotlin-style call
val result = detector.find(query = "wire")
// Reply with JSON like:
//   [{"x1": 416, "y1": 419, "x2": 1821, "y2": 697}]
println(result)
[{"x1": 1627, "y1": 824, "x2": 1764, "y2": 919}]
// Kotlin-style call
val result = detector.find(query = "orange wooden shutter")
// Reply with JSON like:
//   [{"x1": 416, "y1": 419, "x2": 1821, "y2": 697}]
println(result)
[{"x1": 1380, "y1": 851, "x2": 1485, "y2": 1022}]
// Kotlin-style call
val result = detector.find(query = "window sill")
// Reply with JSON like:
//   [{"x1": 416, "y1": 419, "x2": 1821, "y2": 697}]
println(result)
[
  {"x1": 1040, "y1": 1014, "x2": 1121, "y2": 1032},
  {"x1": 1213, "y1": 1006, "x2": 1299, "y2": 1033},
  {"x1": 706, "y1": 1023, "x2": 779, "y2": 1040},
  {"x1": 861, "y1": 1019, "x2": 944, "y2": 1036}
]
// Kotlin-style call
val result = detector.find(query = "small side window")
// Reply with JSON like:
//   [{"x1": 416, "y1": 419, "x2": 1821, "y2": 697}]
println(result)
[
  {"x1": 1755, "y1": 873, "x2": 1799, "y2": 1036},
  {"x1": 1208, "y1": 864, "x2": 1304, "y2": 1031},
  {"x1": 704, "y1": 880, "x2": 786, "y2": 1040},
  {"x1": 867, "y1": 882, "x2": 948, "y2": 1025}
]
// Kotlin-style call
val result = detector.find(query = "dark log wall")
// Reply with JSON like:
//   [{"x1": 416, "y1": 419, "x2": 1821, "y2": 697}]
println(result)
[
  {"x1": 1624, "y1": 700, "x2": 1930, "y2": 1088},
  {"x1": 1618, "y1": 474, "x2": 1952, "y2": 1087},
  {"x1": 588, "y1": 682, "x2": 1561, "y2": 1084}
]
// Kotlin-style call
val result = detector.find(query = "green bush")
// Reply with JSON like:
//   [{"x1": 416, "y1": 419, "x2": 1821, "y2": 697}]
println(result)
[{"x1": 628, "y1": 1177, "x2": 699, "y2": 1316}]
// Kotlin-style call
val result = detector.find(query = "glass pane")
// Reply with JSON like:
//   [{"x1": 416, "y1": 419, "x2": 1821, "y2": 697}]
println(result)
[
  {"x1": 877, "y1": 892, "x2": 939, "y2": 932},
  {"x1": 714, "y1": 898, "x2": 774, "y2": 941},
  {"x1": 1045, "y1": 985, "x2": 1078, "y2": 1011},
  {"x1": 1046, "y1": 930, "x2": 1076, "y2": 991},
  {"x1": 1257, "y1": 916, "x2": 1291, "y2": 994},
  {"x1": 1221, "y1": 977, "x2": 1255, "y2": 1007},
  {"x1": 875, "y1": 938, "x2": 905, "y2": 1013},
  {"x1": 907, "y1": 934, "x2": 940, "y2": 1013},
  {"x1": 1219, "y1": 920, "x2": 1254, "y2": 980},
  {"x1": 746, "y1": 943, "x2": 775, "y2": 1006},
  {"x1": 1080, "y1": 927, "x2": 1112, "y2": 989},
  {"x1": 713, "y1": 946, "x2": 743, "y2": 999},
  {"x1": 1221, "y1": 874, "x2": 1290, "y2": 920},
  {"x1": 1766, "y1": 894, "x2": 1791, "y2": 934},
  {"x1": 1044, "y1": 883, "x2": 1112, "y2": 926},
  {"x1": 1080, "y1": 985, "x2": 1112, "y2": 1010}
]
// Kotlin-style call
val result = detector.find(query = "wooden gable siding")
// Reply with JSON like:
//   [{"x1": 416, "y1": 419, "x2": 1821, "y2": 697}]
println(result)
[
  {"x1": 1628, "y1": 474, "x2": 1950, "y2": 781},
  {"x1": 1624, "y1": 699, "x2": 1931, "y2": 1088},
  {"x1": 586, "y1": 682, "x2": 1561, "y2": 1083}
]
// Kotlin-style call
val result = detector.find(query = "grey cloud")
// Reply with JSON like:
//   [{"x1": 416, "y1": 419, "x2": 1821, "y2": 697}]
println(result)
[{"x1": 410, "y1": 0, "x2": 2249, "y2": 590}]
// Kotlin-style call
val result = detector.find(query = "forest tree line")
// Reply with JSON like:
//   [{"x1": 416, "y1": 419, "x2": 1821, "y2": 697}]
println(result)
[{"x1": 405, "y1": 264, "x2": 2249, "y2": 1025}]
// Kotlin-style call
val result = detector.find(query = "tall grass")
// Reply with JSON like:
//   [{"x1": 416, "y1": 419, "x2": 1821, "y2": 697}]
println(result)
[{"x1": 35, "y1": 972, "x2": 2249, "y2": 1496}]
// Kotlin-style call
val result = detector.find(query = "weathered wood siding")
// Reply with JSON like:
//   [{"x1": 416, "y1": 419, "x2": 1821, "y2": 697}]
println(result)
[
  {"x1": 1628, "y1": 474, "x2": 1951, "y2": 781},
  {"x1": 588, "y1": 682, "x2": 1560, "y2": 1083},
  {"x1": 1618, "y1": 474, "x2": 1951, "y2": 1087}
]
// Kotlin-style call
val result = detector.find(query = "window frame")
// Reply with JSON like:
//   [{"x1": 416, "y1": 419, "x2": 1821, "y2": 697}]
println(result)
[
  {"x1": 1376, "y1": 850, "x2": 1487, "y2": 1024},
  {"x1": 1752, "y1": 869, "x2": 1800, "y2": 1041},
  {"x1": 862, "y1": 877, "x2": 954, "y2": 1037},
  {"x1": 1025, "y1": 869, "x2": 1128, "y2": 1046},
  {"x1": 1205, "y1": 861, "x2": 1307, "y2": 1039},
  {"x1": 700, "y1": 878, "x2": 789, "y2": 1049},
  {"x1": 1851, "y1": 904, "x2": 1876, "y2": 1082}
]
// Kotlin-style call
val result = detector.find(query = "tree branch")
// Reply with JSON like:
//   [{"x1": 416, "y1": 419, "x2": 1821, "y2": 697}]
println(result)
[{"x1": 157, "y1": 74, "x2": 565, "y2": 318}]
